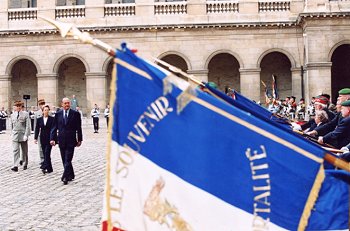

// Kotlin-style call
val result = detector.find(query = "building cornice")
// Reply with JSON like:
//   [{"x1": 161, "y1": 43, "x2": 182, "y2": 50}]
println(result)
[
  {"x1": 1, "y1": 11, "x2": 349, "y2": 37},
  {"x1": 297, "y1": 12, "x2": 350, "y2": 24},
  {"x1": 0, "y1": 21, "x2": 299, "y2": 37}
]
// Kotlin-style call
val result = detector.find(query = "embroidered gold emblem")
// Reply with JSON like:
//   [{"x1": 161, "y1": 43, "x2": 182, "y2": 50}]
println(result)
[{"x1": 144, "y1": 177, "x2": 193, "y2": 231}]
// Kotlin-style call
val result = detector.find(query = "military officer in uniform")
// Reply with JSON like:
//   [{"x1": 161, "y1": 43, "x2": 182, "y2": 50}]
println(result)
[
  {"x1": 11, "y1": 101, "x2": 31, "y2": 172},
  {"x1": 318, "y1": 99, "x2": 350, "y2": 149},
  {"x1": 34, "y1": 99, "x2": 46, "y2": 166}
]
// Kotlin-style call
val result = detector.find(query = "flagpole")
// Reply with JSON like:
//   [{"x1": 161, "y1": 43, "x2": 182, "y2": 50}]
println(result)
[
  {"x1": 153, "y1": 58, "x2": 204, "y2": 86},
  {"x1": 38, "y1": 16, "x2": 116, "y2": 57}
]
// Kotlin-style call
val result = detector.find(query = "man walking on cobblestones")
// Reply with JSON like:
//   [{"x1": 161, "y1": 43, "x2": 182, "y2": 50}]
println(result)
[
  {"x1": 34, "y1": 99, "x2": 46, "y2": 166},
  {"x1": 11, "y1": 101, "x2": 31, "y2": 172},
  {"x1": 50, "y1": 97, "x2": 83, "y2": 185}
]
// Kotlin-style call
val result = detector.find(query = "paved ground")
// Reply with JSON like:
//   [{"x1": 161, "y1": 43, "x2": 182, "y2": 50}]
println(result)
[{"x1": 0, "y1": 120, "x2": 107, "y2": 231}]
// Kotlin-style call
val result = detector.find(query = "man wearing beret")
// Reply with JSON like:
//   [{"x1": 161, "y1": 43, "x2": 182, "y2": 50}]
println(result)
[
  {"x1": 318, "y1": 99, "x2": 350, "y2": 149},
  {"x1": 338, "y1": 88, "x2": 350, "y2": 100},
  {"x1": 307, "y1": 88, "x2": 350, "y2": 137},
  {"x1": 11, "y1": 101, "x2": 31, "y2": 172},
  {"x1": 34, "y1": 99, "x2": 46, "y2": 167}
]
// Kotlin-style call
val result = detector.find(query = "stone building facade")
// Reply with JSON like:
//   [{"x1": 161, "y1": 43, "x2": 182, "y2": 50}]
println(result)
[{"x1": 0, "y1": 0, "x2": 350, "y2": 113}]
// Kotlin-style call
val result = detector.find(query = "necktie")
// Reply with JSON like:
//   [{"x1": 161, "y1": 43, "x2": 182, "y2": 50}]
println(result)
[
  {"x1": 64, "y1": 110, "x2": 68, "y2": 124},
  {"x1": 17, "y1": 112, "x2": 19, "y2": 119}
]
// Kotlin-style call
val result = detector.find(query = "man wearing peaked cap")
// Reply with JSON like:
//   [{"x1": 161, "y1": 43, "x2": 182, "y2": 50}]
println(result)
[
  {"x1": 37, "y1": 99, "x2": 45, "y2": 105},
  {"x1": 318, "y1": 99, "x2": 350, "y2": 149},
  {"x1": 10, "y1": 100, "x2": 31, "y2": 171},
  {"x1": 34, "y1": 99, "x2": 46, "y2": 166},
  {"x1": 13, "y1": 101, "x2": 21, "y2": 107}
]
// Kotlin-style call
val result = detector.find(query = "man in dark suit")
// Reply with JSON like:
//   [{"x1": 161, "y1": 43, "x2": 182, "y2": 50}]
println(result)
[{"x1": 50, "y1": 97, "x2": 83, "y2": 185}]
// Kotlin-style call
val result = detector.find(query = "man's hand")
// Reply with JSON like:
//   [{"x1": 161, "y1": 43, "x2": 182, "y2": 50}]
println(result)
[
  {"x1": 50, "y1": 140, "x2": 56, "y2": 146},
  {"x1": 23, "y1": 135, "x2": 28, "y2": 141},
  {"x1": 318, "y1": 136, "x2": 324, "y2": 144},
  {"x1": 76, "y1": 141, "x2": 82, "y2": 147},
  {"x1": 34, "y1": 139, "x2": 38, "y2": 144},
  {"x1": 306, "y1": 130, "x2": 317, "y2": 136}
]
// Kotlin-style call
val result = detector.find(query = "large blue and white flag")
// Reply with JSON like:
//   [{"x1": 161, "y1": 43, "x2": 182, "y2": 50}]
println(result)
[{"x1": 102, "y1": 44, "x2": 344, "y2": 231}]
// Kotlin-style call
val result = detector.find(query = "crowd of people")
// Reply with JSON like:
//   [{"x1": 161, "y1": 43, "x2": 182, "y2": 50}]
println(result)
[
  {"x1": 261, "y1": 88, "x2": 350, "y2": 161},
  {"x1": 1, "y1": 95, "x2": 110, "y2": 185}
]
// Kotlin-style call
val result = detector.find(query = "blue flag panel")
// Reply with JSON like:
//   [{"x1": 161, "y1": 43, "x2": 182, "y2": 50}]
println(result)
[{"x1": 108, "y1": 45, "x2": 348, "y2": 230}]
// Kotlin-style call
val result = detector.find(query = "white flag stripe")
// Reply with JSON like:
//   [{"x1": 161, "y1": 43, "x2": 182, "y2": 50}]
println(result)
[{"x1": 104, "y1": 142, "x2": 287, "y2": 231}]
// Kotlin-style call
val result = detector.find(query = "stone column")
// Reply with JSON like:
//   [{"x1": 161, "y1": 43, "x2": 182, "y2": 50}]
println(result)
[
  {"x1": 305, "y1": 62, "x2": 332, "y2": 101},
  {"x1": 37, "y1": 74, "x2": 58, "y2": 107},
  {"x1": 0, "y1": 75, "x2": 12, "y2": 110},
  {"x1": 0, "y1": 0, "x2": 8, "y2": 29},
  {"x1": 239, "y1": 68, "x2": 261, "y2": 102},
  {"x1": 291, "y1": 67, "x2": 303, "y2": 101},
  {"x1": 37, "y1": 0, "x2": 56, "y2": 19},
  {"x1": 187, "y1": 69, "x2": 208, "y2": 83},
  {"x1": 85, "y1": 72, "x2": 106, "y2": 109}
]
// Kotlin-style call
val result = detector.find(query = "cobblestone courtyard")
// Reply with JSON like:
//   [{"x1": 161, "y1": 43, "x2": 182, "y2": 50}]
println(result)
[{"x1": 0, "y1": 122, "x2": 107, "y2": 231}]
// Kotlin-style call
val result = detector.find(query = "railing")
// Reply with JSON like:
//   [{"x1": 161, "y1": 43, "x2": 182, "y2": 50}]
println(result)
[
  {"x1": 206, "y1": 1, "x2": 239, "y2": 13},
  {"x1": 154, "y1": 2, "x2": 187, "y2": 15},
  {"x1": 8, "y1": 8, "x2": 38, "y2": 20},
  {"x1": 105, "y1": 3, "x2": 136, "y2": 16},
  {"x1": 258, "y1": 1, "x2": 290, "y2": 12},
  {"x1": 55, "y1": 5, "x2": 86, "y2": 18}
]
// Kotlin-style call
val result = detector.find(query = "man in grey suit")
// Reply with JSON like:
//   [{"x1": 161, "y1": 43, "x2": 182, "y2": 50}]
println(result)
[
  {"x1": 34, "y1": 99, "x2": 46, "y2": 166},
  {"x1": 11, "y1": 101, "x2": 31, "y2": 172}
]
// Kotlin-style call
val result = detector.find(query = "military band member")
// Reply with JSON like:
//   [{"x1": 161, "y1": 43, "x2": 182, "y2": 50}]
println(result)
[
  {"x1": 29, "y1": 106, "x2": 36, "y2": 133},
  {"x1": 104, "y1": 104, "x2": 110, "y2": 128},
  {"x1": 91, "y1": 104, "x2": 100, "y2": 133},
  {"x1": 11, "y1": 101, "x2": 31, "y2": 172},
  {"x1": 0, "y1": 107, "x2": 7, "y2": 134}
]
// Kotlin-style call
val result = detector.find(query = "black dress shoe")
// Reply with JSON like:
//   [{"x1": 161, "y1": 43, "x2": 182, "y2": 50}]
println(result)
[
  {"x1": 23, "y1": 166, "x2": 27, "y2": 170},
  {"x1": 42, "y1": 169, "x2": 47, "y2": 174},
  {"x1": 19, "y1": 161, "x2": 23, "y2": 166},
  {"x1": 63, "y1": 178, "x2": 68, "y2": 185},
  {"x1": 11, "y1": 167, "x2": 18, "y2": 172}
]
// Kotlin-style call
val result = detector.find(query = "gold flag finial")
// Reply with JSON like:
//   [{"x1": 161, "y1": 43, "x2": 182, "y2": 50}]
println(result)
[
  {"x1": 38, "y1": 16, "x2": 74, "y2": 38},
  {"x1": 39, "y1": 16, "x2": 116, "y2": 56}
]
